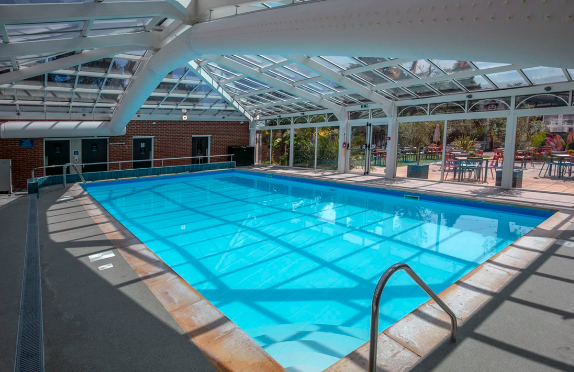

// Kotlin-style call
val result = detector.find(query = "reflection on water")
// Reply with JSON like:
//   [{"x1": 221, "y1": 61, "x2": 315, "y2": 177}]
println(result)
[{"x1": 89, "y1": 173, "x2": 547, "y2": 372}]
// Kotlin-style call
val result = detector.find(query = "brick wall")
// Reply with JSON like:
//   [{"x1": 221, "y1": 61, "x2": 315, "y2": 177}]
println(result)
[
  {"x1": 0, "y1": 120, "x2": 249, "y2": 190},
  {"x1": 0, "y1": 138, "x2": 44, "y2": 190}
]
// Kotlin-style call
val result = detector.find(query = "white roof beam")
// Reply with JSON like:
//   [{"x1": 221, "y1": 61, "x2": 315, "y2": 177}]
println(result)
[
  {"x1": 81, "y1": 20, "x2": 94, "y2": 37},
  {"x1": 0, "y1": 2, "x2": 187, "y2": 25},
  {"x1": 286, "y1": 55, "x2": 392, "y2": 115},
  {"x1": 323, "y1": 89, "x2": 351, "y2": 98},
  {"x1": 259, "y1": 60, "x2": 290, "y2": 72},
  {"x1": 292, "y1": 76, "x2": 322, "y2": 86},
  {"x1": 0, "y1": 32, "x2": 156, "y2": 59},
  {"x1": 236, "y1": 87, "x2": 278, "y2": 98},
  {"x1": 0, "y1": 23, "x2": 9, "y2": 43},
  {"x1": 188, "y1": 59, "x2": 252, "y2": 121},
  {"x1": 0, "y1": 46, "x2": 131, "y2": 85},
  {"x1": 204, "y1": 55, "x2": 341, "y2": 112},
  {"x1": 145, "y1": 16, "x2": 165, "y2": 32},
  {"x1": 220, "y1": 75, "x2": 244, "y2": 84},
  {"x1": 246, "y1": 98, "x2": 302, "y2": 109},
  {"x1": 373, "y1": 64, "x2": 533, "y2": 91}
]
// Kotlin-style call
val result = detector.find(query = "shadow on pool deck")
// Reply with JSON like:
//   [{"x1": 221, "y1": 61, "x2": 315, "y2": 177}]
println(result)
[
  {"x1": 2, "y1": 186, "x2": 216, "y2": 372},
  {"x1": 408, "y1": 225, "x2": 574, "y2": 372}
]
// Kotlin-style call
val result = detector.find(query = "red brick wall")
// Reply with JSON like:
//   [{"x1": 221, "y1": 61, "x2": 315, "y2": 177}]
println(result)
[
  {"x1": 0, "y1": 138, "x2": 44, "y2": 190},
  {"x1": 0, "y1": 120, "x2": 249, "y2": 189}
]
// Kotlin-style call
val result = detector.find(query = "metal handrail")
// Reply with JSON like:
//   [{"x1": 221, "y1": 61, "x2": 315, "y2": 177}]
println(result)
[
  {"x1": 31, "y1": 154, "x2": 235, "y2": 180},
  {"x1": 368, "y1": 263, "x2": 457, "y2": 372},
  {"x1": 68, "y1": 163, "x2": 87, "y2": 191}
]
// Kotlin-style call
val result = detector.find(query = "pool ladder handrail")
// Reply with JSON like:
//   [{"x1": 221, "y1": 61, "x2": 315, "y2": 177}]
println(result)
[
  {"x1": 63, "y1": 163, "x2": 87, "y2": 191},
  {"x1": 368, "y1": 263, "x2": 457, "y2": 372}
]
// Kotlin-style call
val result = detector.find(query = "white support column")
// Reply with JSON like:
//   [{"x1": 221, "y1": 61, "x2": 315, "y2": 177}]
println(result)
[
  {"x1": 501, "y1": 98, "x2": 517, "y2": 189},
  {"x1": 338, "y1": 111, "x2": 348, "y2": 174},
  {"x1": 289, "y1": 128, "x2": 294, "y2": 167},
  {"x1": 249, "y1": 122, "x2": 256, "y2": 146},
  {"x1": 385, "y1": 103, "x2": 399, "y2": 179},
  {"x1": 440, "y1": 119, "x2": 448, "y2": 181}
]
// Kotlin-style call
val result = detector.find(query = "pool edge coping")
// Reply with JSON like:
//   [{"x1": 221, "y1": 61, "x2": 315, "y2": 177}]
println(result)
[
  {"x1": 70, "y1": 171, "x2": 573, "y2": 372},
  {"x1": 68, "y1": 183, "x2": 285, "y2": 372}
]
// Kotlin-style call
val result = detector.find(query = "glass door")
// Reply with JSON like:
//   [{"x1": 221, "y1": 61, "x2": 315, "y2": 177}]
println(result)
[
  {"x1": 348, "y1": 123, "x2": 388, "y2": 175},
  {"x1": 349, "y1": 125, "x2": 368, "y2": 173}
]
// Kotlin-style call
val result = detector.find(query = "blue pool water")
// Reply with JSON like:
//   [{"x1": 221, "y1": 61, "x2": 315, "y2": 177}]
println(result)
[{"x1": 88, "y1": 170, "x2": 549, "y2": 372}]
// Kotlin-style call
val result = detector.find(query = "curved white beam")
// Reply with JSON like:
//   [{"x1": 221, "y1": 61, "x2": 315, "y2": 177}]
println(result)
[
  {"x1": 0, "y1": 121, "x2": 118, "y2": 138},
  {"x1": 62, "y1": 0, "x2": 574, "y2": 135}
]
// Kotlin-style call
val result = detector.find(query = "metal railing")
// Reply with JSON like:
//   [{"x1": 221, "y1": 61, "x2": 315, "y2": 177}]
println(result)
[
  {"x1": 368, "y1": 263, "x2": 457, "y2": 372},
  {"x1": 68, "y1": 163, "x2": 87, "y2": 191},
  {"x1": 31, "y1": 154, "x2": 235, "y2": 180}
]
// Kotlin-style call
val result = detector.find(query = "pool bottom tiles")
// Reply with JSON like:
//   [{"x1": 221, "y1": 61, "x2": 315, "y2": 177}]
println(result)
[{"x1": 87, "y1": 170, "x2": 550, "y2": 372}]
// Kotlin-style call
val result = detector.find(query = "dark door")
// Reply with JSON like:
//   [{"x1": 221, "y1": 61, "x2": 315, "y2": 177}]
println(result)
[
  {"x1": 82, "y1": 139, "x2": 108, "y2": 173},
  {"x1": 45, "y1": 140, "x2": 70, "y2": 176},
  {"x1": 192, "y1": 137, "x2": 209, "y2": 164},
  {"x1": 133, "y1": 138, "x2": 152, "y2": 169}
]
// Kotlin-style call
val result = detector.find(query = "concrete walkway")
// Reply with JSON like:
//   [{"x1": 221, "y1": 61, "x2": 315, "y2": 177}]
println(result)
[{"x1": 1, "y1": 187, "x2": 215, "y2": 372}]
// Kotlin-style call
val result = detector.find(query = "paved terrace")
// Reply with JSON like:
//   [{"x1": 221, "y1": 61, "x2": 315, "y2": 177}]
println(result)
[{"x1": 1, "y1": 168, "x2": 573, "y2": 371}]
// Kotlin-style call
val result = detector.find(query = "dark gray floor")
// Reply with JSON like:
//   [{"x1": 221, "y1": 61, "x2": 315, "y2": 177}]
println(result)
[
  {"x1": 6, "y1": 187, "x2": 215, "y2": 372},
  {"x1": 411, "y1": 226, "x2": 574, "y2": 372},
  {"x1": 0, "y1": 195, "x2": 28, "y2": 372}
]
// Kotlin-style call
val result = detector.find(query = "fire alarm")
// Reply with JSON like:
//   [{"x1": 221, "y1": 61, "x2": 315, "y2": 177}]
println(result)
[{"x1": 387, "y1": 136, "x2": 391, "y2": 140}]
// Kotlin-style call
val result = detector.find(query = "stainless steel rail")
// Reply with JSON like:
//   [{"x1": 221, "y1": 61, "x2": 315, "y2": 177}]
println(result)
[
  {"x1": 31, "y1": 154, "x2": 235, "y2": 180},
  {"x1": 368, "y1": 263, "x2": 457, "y2": 372},
  {"x1": 66, "y1": 163, "x2": 87, "y2": 191}
]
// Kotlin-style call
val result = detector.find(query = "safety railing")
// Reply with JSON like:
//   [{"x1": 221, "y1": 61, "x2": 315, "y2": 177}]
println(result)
[
  {"x1": 368, "y1": 263, "x2": 457, "y2": 372},
  {"x1": 68, "y1": 163, "x2": 87, "y2": 191},
  {"x1": 30, "y1": 154, "x2": 235, "y2": 181}
]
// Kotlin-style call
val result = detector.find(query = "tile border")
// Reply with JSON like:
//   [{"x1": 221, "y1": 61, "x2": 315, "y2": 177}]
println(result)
[
  {"x1": 68, "y1": 184, "x2": 285, "y2": 372},
  {"x1": 68, "y1": 171, "x2": 573, "y2": 372}
]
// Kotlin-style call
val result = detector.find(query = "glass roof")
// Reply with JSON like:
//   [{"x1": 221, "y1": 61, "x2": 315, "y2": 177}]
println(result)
[{"x1": 0, "y1": 0, "x2": 572, "y2": 119}]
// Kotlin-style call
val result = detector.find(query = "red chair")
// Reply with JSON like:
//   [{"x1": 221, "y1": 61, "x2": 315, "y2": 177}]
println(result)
[
  {"x1": 477, "y1": 150, "x2": 484, "y2": 157},
  {"x1": 486, "y1": 155, "x2": 503, "y2": 179}
]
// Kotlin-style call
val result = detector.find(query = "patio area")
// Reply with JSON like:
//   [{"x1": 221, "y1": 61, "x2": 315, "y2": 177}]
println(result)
[{"x1": 393, "y1": 155, "x2": 574, "y2": 194}]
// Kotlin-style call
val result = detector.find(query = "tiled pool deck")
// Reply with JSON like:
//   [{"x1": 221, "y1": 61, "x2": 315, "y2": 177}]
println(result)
[{"x1": 58, "y1": 167, "x2": 574, "y2": 372}]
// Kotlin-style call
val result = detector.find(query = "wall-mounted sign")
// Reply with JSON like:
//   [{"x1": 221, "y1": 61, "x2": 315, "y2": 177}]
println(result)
[{"x1": 19, "y1": 139, "x2": 33, "y2": 148}]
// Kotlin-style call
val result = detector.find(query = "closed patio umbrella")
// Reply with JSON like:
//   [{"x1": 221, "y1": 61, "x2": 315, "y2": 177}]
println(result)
[{"x1": 433, "y1": 123, "x2": 441, "y2": 143}]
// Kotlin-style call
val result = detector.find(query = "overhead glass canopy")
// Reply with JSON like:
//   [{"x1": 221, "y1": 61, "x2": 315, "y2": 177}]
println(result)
[{"x1": 0, "y1": 0, "x2": 572, "y2": 119}]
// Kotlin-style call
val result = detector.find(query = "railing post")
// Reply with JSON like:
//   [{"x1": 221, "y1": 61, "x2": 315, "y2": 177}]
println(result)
[{"x1": 63, "y1": 164, "x2": 67, "y2": 188}]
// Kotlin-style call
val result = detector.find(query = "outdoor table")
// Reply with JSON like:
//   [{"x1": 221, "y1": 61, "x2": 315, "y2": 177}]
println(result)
[
  {"x1": 552, "y1": 154, "x2": 573, "y2": 178},
  {"x1": 451, "y1": 158, "x2": 489, "y2": 183}
]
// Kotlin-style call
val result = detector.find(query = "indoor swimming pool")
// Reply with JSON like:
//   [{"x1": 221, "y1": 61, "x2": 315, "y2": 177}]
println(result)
[{"x1": 88, "y1": 170, "x2": 551, "y2": 372}]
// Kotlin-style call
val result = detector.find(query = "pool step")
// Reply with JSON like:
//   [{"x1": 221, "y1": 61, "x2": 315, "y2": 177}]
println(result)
[{"x1": 247, "y1": 323, "x2": 367, "y2": 372}]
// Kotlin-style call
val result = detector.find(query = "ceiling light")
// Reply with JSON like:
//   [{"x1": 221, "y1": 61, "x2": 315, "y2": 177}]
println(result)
[{"x1": 182, "y1": 115, "x2": 188, "y2": 120}]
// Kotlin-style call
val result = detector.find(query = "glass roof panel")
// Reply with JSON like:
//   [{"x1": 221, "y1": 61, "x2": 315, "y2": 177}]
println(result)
[
  {"x1": 6, "y1": 21, "x2": 83, "y2": 43},
  {"x1": 383, "y1": 87, "x2": 415, "y2": 99},
  {"x1": 165, "y1": 67, "x2": 188, "y2": 80},
  {"x1": 355, "y1": 57, "x2": 387, "y2": 65},
  {"x1": 234, "y1": 55, "x2": 273, "y2": 68},
  {"x1": 80, "y1": 58, "x2": 112, "y2": 73},
  {"x1": 377, "y1": 66, "x2": 414, "y2": 82},
  {"x1": 486, "y1": 70, "x2": 528, "y2": 88},
  {"x1": 521, "y1": 67, "x2": 568, "y2": 85},
  {"x1": 430, "y1": 60, "x2": 473, "y2": 74},
  {"x1": 284, "y1": 63, "x2": 320, "y2": 78},
  {"x1": 204, "y1": 64, "x2": 238, "y2": 80},
  {"x1": 89, "y1": 18, "x2": 151, "y2": 37},
  {"x1": 310, "y1": 57, "x2": 342, "y2": 72},
  {"x1": 261, "y1": 55, "x2": 287, "y2": 63},
  {"x1": 76, "y1": 75, "x2": 104, "y2": 89},
  {"x1": 317, "y1": 80, "x2": 344, "y2": 91},
  {"x1": 351, "y1": 70, "x2": 387, "y2": 86},
  {"x1": 456, "y1": 76, "x2": 496, "y2": 91},
  {"x1": 473, "y1": 61, "x2": 511, "y2": 69},
  {"x1": 401, "y1": 60, "x2": 442, "y2": 79},
  {"x1": 109, "y1": 58, "x2": 139, "y2": 75},
  {"x1": 46, "y1": 91, "x2": 73, "y2": 102},
  {"x1": 269, "y1": 67, "x2": 307, "y2": 82},
  {"x1": 321, "y1": 56, "x2": 363, "y2": 70},
  {"x1": 428, "y1": 80, "x2": 465, "y2": 94},
  {"x1": 300, "y1": 82, "x2": 334, "y2": 94},
  {"x1": 47, "y1": 73, "x2": 74, "y2": 88},
  {"x1": 404, "y1": 84, "x2": 439, "y2": 97},
  {"x1": 103, "y1": 78, "x2": 129, "y2": 91}
]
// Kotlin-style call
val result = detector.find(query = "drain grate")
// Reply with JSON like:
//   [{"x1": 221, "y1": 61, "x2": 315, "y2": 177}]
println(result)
[{"x1": 14, "y1": 195, "x2": 44, "y2": 372}]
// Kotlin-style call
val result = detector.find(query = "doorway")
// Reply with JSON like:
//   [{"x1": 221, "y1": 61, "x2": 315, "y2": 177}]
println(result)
[
  {"x1": 82, "y1": 138, "x2": 108, "y2": 173},
  {"x1": 192, "y1": 136, "x2": 210, "y2": 164},
  {"x1": 44, "y1": 140, "x2": 70, "y2": 176},
  {"x1": 348, "y1": 123, "x2": 388, "y2": 175},
  {"x1": 133, "y1": 137, "x2": 153, "y2": 169}
]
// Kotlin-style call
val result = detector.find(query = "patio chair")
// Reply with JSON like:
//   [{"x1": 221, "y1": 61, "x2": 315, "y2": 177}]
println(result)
[
  {"x1": 444, "y1": 159, "x2": 459, "y2": 180},
  {"x1": 539, "y1": 153, "x2": 561, "y2": 177},
  {"x1": 485, "y1": 155, "x2": 502, "y2": 179},
  {"x1": 460, "y1": 159, "x2": 483, "y2": 181}
]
